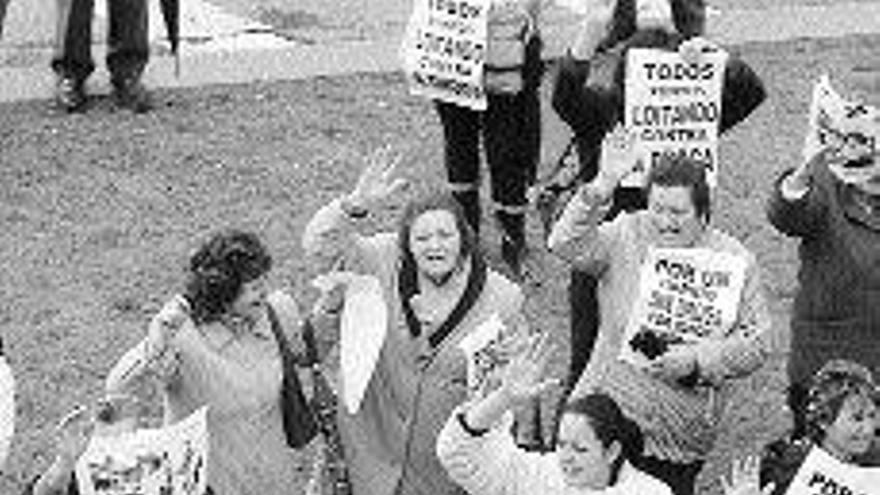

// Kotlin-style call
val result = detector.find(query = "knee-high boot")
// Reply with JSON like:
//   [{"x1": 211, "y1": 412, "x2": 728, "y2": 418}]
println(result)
[{"x1": 452, "y1": 189, "x2": 481, "y2": 239}]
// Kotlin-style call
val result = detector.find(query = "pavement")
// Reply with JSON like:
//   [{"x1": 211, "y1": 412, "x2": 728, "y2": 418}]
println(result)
[{"x1": 1, "y1": 0, "x2": 879, "y2": 103}]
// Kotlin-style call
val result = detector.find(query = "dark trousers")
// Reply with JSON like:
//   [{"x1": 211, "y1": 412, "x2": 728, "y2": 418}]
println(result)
[
  {"x1": 435, "y1": 86, "x2": 541, "y2": 213},
  {"x1": 631, "y1": 456, "x2": 703, "y2": 495},
  {"x1": 52, "y1": 0, "x2": 149, "y2": 82}
]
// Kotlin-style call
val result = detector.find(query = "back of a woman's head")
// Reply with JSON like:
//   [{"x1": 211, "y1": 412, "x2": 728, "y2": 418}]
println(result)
[
  {"x1": 562, "y1": 393, "x2": 644, "y2": 463},
  {"x1": 184, "y1": 230, "x2": 272, "y2": 325},
  {"x1": 804, "y1": 359, "x2": 878, "y2": 443}
]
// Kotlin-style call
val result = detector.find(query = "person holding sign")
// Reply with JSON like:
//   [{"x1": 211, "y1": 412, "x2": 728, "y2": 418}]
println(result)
[
  {"x1": 23, "y1": 395, "x2": 190, "y2": 495},
  {"x1": 547, "y1": 126, "x2": 771, "y2": 495},
  {"x1": 549, "y1": 0, "x2": 766, "y2": 406},
  {"x1": 766, "y1": 82, "x2": 880, "y2": 443},
  {"x1": 302, "y1": 147, "x2": 530, "y2": 495},
  {"x1": 105, "y1": 230, "x2": 313, "y2": 495},
  {"x1": 437, "y1": 332, "x2": 673, "y2": 495},
  {"x1": 720, "y1": 360, "x2": 879, "y2": 495},
  {"x1": 432, "y1": 0, "x2": 548, "y2": 277}
]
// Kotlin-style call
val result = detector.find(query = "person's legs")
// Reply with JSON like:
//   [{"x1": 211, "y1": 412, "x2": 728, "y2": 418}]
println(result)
[
  {"x1": 435, "y1": 100, "x2": 482, "y2": 236},
  {"x1": 631, "y1": 455, "x2": 703, "y2": 495},
  {"x1": 51, "y1": 0, "x2": 94, "y2": 110},
  {"x1": 107, "y1": 0, "x2": 151, "y2": 111},
  {"x1": 485, "y1": 91, "x2": 535, "y2": 276}
]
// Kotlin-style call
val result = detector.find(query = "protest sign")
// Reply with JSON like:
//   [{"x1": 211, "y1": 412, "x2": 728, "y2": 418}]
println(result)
[
  {"x1": 458, "y1": 313, "x2": 509, "y2": 396},
  {"x1": 624, "y1": 48, "x2": 728, "y2": 188},
  {"x1": 75, "y1": 407, "x2": 209, "y2": 495},
  {"x1": 401, "y1": 0, "x2": 490, "y2": 110},
  {"x1": 620, "y1": 248, "x2": 747, "y2": 367},
  {"x1": 784, "y1": 446, "x2": 880, "y2": 495},
  {"x1": 802, "y1": 75, "x2": 880, "y2": 184}
]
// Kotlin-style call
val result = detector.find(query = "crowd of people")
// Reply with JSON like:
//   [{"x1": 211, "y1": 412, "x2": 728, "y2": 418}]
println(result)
[{"x1": 0, "y1": 0, "x2": 878, "y2": 495}]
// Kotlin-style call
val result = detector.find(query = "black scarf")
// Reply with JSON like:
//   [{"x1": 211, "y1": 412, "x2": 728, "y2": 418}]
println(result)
[{"x1": 398, "y1": 252, "x2": 488, "y2": 349}]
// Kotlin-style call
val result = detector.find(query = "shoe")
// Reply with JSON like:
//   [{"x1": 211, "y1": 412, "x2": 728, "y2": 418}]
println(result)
[
  {"x1": 112, "y1": 77, "x2": 152, "y2": 113},
  {"x1": 54, "y1": 77, "x2": 86, "y2": 113}
]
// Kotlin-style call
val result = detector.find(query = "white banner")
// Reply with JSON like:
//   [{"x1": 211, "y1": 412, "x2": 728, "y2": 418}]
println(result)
[
  {"x1": 75, "y1": 407, "x2": 209, "y2": 495},
  {"x1": 624, "y1": 48, "x2": 728, "y2": 188},
  {"x1": 784, "y1": 446, "x2": 880, "y2": 495},
  {"x1": 401, "y1": 0, "x2": 491, "y2": 110},
  {"x1": 620, "y1": 248, "x2": 746, "y2": 367},
  {"x1": 313, "y1": 272, "x2": 388, "y2": 415}
]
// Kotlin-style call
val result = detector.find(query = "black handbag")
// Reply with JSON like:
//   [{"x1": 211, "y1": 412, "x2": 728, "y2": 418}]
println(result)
[{"x1": 267, "y1": 305, "x2": 319, "y2": 449}]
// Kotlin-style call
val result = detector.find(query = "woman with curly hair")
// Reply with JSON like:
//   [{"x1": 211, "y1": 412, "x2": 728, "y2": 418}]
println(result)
[
  {"x1": 105, "y1": 229, "x2": 311, "y2": 495},
  {"x1": 721, "y1": 359, "x2": 879, "y2": 495}
]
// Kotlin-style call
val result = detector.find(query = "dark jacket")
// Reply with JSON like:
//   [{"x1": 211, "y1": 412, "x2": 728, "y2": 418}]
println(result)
[{"x1": 766, "y1": 154, "x2": 880, "y2": 385}]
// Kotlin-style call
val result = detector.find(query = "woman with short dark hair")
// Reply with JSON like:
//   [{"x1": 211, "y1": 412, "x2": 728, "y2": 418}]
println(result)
[{"x1": 104, "y1": 229, "x2": 309, "y2": 495}]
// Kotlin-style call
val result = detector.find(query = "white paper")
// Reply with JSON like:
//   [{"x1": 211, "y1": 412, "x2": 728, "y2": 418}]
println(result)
[
  {"x1": 784, "y1": 446, "x2": 880, "y2": 495},
  {"x1": 75, "y1": 407, "x2": 209, "y2": 495},
  {"x1": 320, "y1": 273, "x2": 388, "y2": 415},
  {"x1": 802, "y1": 75, "x2": 880, "y2": 184},
  {"x1": 623, "y1": 48, "x2": 728, "y2": 188},
  {"x1": 620, "y1": 247, "x2": 747, "y2": 368},
  {"x1": 401, "y1": 0, "x2": 491, "y2": 110},
  {"x1": 458, "y1": 313, "x2": 508, "y2": 396},
  {"x1": 0, "y1": 356, "x2": 14, "y2": 469}
]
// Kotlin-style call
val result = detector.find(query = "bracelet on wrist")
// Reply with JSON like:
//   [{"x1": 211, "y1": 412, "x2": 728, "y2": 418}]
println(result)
[
  {"x1": 457, "y1": 411, "x2": 490, "y2": 437},
  {"x1": 341, "y1": 198, "x2": 369, "y2": 219}
]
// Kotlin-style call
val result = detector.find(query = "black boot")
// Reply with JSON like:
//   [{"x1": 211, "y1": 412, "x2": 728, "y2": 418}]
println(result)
[
  {"x1": 453, "y1": 190, "x2": 481, "y2": 239},
  {"x1": 496, "y1": 210, "x2": 526, "y2": 278}
]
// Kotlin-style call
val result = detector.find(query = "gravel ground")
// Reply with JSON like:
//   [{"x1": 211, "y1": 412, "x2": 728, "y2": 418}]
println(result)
[{"x1": 1, "y1": 32, "x2": 879, "y2": 494}]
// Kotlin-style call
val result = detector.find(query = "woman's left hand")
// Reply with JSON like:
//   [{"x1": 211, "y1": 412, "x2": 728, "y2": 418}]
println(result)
[
  {"x1": 497, "y1": 332, "x2": 557, "y2": 405},
  {"x1": 720, "y1": 456, "x2": 775, "y2": 495}
]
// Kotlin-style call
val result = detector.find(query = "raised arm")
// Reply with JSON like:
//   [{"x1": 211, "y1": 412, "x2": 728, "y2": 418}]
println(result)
[
  {"x1": 302, "y1": 147, "x2": 409, "y2": 274},
  {"x1": 547, "y1": 124, "x2": 638, "y2": 274},
  {"x1": 437, "y1": 333, "x2": 555, "y2": 495},
  {"x1": 105, "y1": 296, "x2": 189, "y2": 395},
  {"x1": 766, "y1": 150, "x2": 830, "y2": 239}
]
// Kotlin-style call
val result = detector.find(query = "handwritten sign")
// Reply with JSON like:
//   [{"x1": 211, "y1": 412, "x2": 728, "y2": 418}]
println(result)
[
  {"x1": 458, "y1": 313, "x2": 510, "y2": 397},
  {"x1": 76, "y1": 407, "x2": 209, "y2": 495},
  {"x1": 624, "y1": 48, "x2": 728, "y2": 188},
  {"x1": 620, "y1": 248, "x2": 746, "y2": 367},
  {"x1": 803, "y1": 75, "x2": 880, "y2": 184},
  {"x1": 784, "y1": 446, "x2": 880, "y2": 495},
  {"x1": 402, "y1": 0, "x2": 490, "y2": 110}
]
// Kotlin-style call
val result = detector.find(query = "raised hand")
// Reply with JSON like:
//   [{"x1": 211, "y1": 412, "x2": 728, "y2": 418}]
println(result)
[
  {"x1": 595, "y1": 124, "x2": 640, "y2": 194},
  {"x1": 497, "y1": 332, "x2": 557, "y2": 406},
  {"x1": 347, "y1": 145, "x2": 409, "y2": 210},
  {"x1": 720, "y1": 456, "x2": 775, "y2": 495}
]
